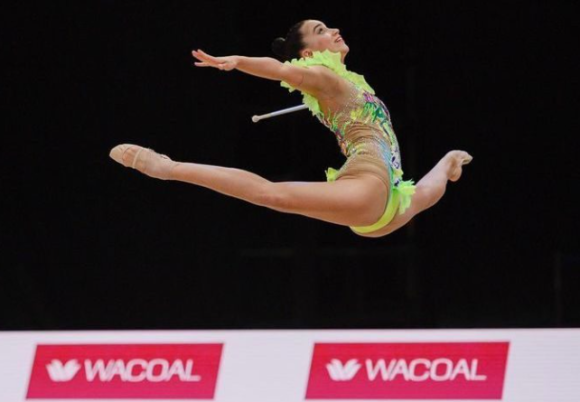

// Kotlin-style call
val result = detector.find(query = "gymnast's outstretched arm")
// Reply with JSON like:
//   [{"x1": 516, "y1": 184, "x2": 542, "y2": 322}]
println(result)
[{"x1": 191, "y1": 49, "x2": 339, "y2": 98}]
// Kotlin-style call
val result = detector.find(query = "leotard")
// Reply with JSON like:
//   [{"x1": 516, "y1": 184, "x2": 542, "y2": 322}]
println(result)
[{"x1": 280, "y1": 49, "x2": 416, "y2": 233}]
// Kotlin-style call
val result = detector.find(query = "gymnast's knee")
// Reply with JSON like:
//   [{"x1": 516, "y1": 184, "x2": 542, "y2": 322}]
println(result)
[{"x1": 252, "y1": 183, "x2": 283, "y2": 208}]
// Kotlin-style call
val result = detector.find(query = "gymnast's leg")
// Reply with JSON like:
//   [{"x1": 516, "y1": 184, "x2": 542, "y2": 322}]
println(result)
[
  {"x1": 357, "y1": 150, "x2": 473, "y2": 238},
  {"x1": 109, "y1": 144, "x2": 388, "y2": 228}
]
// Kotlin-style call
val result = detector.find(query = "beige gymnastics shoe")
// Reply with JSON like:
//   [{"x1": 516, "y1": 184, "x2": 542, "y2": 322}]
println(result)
[
  {"x1": 109, "y1": 144, "x2": 179, "y2": 180},
  {"x1": 447, "y1": 150, "x2": 473, "y2": 182}
]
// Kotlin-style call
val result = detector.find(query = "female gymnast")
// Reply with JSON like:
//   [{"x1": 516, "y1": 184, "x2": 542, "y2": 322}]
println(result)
[{"x1": 109, "y1": 19, "x2": 473, "y2": 238}]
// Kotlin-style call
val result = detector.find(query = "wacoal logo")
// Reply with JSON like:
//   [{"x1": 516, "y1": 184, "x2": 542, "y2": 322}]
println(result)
[
  {"x1": 27, "y1": 344, "x2": 223, "y2": 399},
  {"x1": 326, "y1": 359, "x2": 361, "y2": 381},
  {"x1": 307, "y1": 342, "x2": 510, "y2": 400},
  {"x1": 46, "y1": 359, "x2": 81, "y2": 382},
  {"x1": 45, "y1": 358, "x2": 202, "y2": 383},
  {"x1": 326, "y1": 357, "x2": 486, "y2": 382}
]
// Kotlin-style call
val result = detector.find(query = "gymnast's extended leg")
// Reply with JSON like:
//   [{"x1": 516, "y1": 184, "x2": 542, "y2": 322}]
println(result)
[{"x1": 109, "y1": 144, "x2": 388, "y2": 229}]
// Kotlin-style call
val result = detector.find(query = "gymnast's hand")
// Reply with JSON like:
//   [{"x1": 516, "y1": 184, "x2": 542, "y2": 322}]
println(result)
[{"x1": 192, "y1": 49, "x2": 239, "y2": 71}]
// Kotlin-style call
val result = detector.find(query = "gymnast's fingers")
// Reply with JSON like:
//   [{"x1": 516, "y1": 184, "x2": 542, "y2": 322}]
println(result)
[
  {"x1": 194, "y1": 49, "x2": 217, "y2": 62},
  {"x1": 192, "y1": 50, "x2": 210, "y2": 62}
]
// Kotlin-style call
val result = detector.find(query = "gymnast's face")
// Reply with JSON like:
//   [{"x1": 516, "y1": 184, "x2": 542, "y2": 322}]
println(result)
[{"x1": 299, "y1": 20, "x2": 349, "y2": 61}]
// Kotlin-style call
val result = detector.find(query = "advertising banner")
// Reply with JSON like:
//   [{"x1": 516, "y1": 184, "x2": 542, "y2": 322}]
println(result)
[{"x1": 0, "y1": 329, "x2": 578, "y2": 401}]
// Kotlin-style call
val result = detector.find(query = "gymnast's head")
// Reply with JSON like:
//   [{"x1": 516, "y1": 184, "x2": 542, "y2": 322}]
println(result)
[{"x1": 271, "y1": 19, "x2": 349, "y2": 63}]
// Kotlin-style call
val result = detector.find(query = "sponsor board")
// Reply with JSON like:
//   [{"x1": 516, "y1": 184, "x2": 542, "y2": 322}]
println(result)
[
  {"x1": 26, "y1": 344, "x2": 222, "y2": 399},
  {"x1": 306, "y1": 342, "x2": 509, "y2": 399},
  {"x1": 0, "y1": 330, "x2": 577, "y2": 401}
]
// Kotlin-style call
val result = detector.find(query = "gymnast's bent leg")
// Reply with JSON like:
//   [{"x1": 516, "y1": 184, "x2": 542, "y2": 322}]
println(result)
[{"x1": 358, "y1": 150, "x2": 473, "y2": 238}]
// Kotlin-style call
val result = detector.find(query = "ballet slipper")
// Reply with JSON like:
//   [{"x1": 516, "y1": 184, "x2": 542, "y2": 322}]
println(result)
[
  {"x1": 109, "y1": 144, "x2": 179, "y2": 180},
  {"x1": 447, "y1": 151, "x2": 472, "y2": 182}
]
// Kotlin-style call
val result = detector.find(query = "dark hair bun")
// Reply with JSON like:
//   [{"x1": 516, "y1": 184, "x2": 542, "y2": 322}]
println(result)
[{"x1": 271, "y1": 37, "x2": 287, "y2": 59}]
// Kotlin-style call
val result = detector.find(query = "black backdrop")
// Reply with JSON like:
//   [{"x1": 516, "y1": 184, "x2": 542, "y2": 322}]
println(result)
[{"x1": 2, "y1": 1, "x2": 578, "y2": 330}]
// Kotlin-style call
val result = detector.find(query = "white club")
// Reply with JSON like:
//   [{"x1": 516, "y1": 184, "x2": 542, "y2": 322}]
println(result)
[{"x1": 252, "y1": 104, "x2": 308, "y2": 122}]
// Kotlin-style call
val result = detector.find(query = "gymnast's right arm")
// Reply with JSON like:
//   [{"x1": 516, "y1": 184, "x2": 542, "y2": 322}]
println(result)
[{"x1": 192, "y1": 49, "x2": 338, "y2": 96}]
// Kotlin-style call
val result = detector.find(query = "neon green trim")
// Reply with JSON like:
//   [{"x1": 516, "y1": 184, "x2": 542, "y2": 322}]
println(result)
[
  {"x1": 325, "y1": 165, "x2": 417, "y2": 233},
  {"x1": 324, "y1": 166, "x2": 340, "y2": 182},
  {"x1": 280, "y1": 49, "x2": 375, "y2": 117},
  {"x1": 351, "y1": 189, "x2": 401, "y2": 234},
  {"x1": 395, "y1": 179, "x2": 416, "y2": 215},
  {"x1": 349, "y1": 179, "x2": 416, "y2": 234}
]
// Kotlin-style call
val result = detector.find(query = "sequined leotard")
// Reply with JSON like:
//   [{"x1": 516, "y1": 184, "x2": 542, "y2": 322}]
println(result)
[{"x1": 280, "y1": 50, "x2": 416, "y2": 233}]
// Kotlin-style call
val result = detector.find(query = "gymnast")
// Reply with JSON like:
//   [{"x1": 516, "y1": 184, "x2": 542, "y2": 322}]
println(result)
[{"x1": 109, "y1": 19, "x2": 473, "y2": 238}]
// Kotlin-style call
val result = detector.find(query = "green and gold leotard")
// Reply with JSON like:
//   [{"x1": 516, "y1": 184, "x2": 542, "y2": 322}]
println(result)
[{"x1": 280, "y1": 49, "x2": 416, "y2": 232}]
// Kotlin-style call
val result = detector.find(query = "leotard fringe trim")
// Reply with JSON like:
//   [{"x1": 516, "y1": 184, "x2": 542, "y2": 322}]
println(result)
[{"x1": 280, "y1": 49, "x2": 375, "y2": 117}]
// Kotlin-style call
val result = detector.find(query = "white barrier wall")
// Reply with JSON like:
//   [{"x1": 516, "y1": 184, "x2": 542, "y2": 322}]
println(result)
[{"x1": 0, "y1": 329, "x2": 579, "y2": 401}]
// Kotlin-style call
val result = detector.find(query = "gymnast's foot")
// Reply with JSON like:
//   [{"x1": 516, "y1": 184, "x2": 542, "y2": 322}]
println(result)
[
  {"x1": 446, "y1": 150, "x2": 473, "y2": 182},
  {"x1": 109, "y1": 144, "x2": 180, "y2": 180}
]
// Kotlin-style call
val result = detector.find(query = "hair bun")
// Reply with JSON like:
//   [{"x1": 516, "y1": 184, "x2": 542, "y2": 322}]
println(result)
[{"x1": 271, "y1": 37, "x2": 287, "y2": 59}]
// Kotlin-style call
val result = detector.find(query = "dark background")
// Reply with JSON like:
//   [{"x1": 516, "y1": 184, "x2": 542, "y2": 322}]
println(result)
[{"x1": 2, "y1": 1, "x2": 577, "y2": 330}]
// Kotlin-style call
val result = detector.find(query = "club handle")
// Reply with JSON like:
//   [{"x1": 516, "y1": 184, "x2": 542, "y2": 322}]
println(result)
[{"x1": 252, "y1": 104, "x2": 308, "y2": 122}]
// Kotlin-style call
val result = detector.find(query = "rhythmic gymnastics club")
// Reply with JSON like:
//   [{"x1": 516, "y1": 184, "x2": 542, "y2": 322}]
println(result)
[{"x1": 252, "y1": 104, "x2": 308, "y2": 122}]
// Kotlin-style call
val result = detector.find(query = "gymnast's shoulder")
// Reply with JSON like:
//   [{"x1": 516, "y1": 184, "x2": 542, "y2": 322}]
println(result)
[{"x1": 278, "y1": 63, "x2": 341, "y2": 99}]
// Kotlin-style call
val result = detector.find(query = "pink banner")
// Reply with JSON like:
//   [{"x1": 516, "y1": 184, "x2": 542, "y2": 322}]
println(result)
[
  {"x1": 306, "y1": 342, "x2": 509, "y2": 399},
  {"x1": 27, "y1": 344, "x2": 223, "y2": 399}
]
